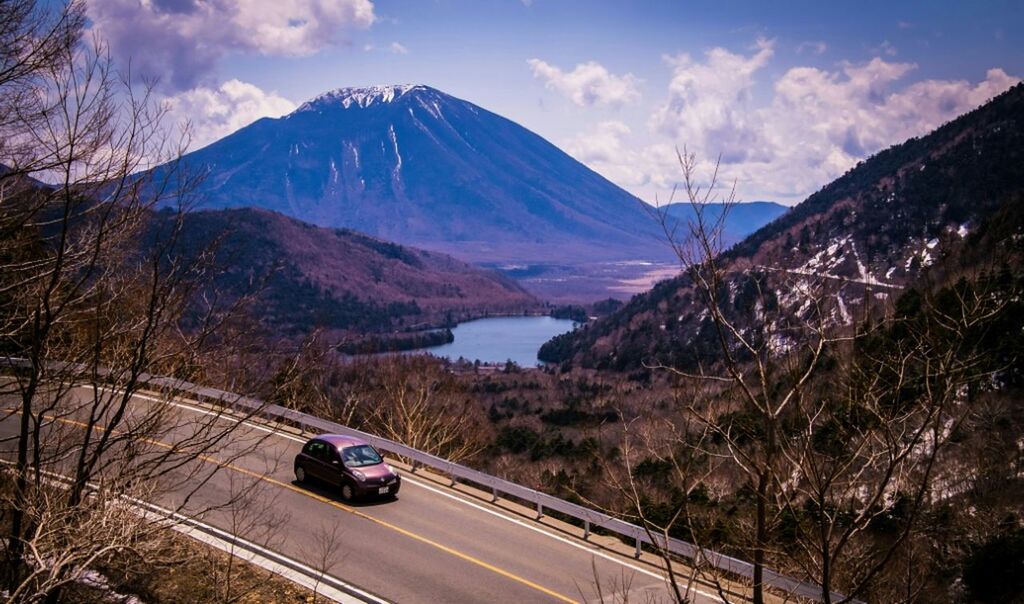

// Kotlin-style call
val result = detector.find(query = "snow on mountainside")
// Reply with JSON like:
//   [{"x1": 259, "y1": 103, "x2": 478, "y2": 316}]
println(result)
[
  {"x1": 296, "y1": 84, "x2": 420, "y2": 110},
  {"x1": 149, "y1": 84, "x2": 671, "y2": 265},
  {"x1": 540, "y1": 83, "x2": 1024, "y2": 370}
]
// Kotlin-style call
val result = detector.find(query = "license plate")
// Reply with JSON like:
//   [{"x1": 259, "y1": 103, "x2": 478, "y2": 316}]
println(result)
[{"x1": 378, "y1": 486, "x2": 389, "y2": 495}]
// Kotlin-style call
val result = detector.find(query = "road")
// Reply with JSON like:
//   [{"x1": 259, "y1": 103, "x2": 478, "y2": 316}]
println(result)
[{"x1": 0, "y1": 386, "x2": 726, "y2": 604}]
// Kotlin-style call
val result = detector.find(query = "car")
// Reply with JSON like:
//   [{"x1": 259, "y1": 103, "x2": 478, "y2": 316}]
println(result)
[{"x1": 294, "y1": 434, "x2": 401, "y2": 501}]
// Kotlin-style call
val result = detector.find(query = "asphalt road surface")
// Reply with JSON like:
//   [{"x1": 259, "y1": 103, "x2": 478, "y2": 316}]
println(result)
[{"x1": 0, "y1": 386, "x2": 727, "y2": 604}]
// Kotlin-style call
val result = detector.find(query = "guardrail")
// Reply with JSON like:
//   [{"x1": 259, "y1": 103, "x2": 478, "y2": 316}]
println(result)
[{"x1": 2, "y1": 357, "x2": 856, "y2": 603}]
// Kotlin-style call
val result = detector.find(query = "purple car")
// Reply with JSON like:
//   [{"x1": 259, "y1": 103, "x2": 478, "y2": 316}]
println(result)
[{"x1": 294, "y1": 434, "x2": 401, "y2": 501}]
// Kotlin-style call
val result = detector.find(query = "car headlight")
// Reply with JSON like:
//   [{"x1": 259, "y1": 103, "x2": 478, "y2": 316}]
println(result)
[
  {"x1": 352, "y1": 470, "x2": 366, "y2": 481},
  {"x1": 386, "y1": 464, "x2": 397, "y2": 475}
]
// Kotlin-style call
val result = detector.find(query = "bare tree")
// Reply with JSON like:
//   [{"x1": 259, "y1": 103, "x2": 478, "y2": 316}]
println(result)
[
  {"x1": 775, "y1": 269, "x2": 1013, "y2": 602},
  {"x1": 0, "y1": 1, "x2": 287, "y2": 601},
  {"x1": 265, "y1": 332, "x2": 363, "y2": 427},
  {"x1": 628, "y1": 149, "x2": 1019, "y2": 603},
  {"x1": 215, "y1": 471, "x2": 288, "y2": 604},
  {"x1": 0, "y1": 478, "x2": 169, "y2": 604},
  {"x1": 599, "y1": 412, "x2": 713, "y2": 604},
  {"x1": 302, "y1": 521, "x2": 346, "y2": 603},
  {"x1": 328, "y1": 356, "x2": 487, "y2": 463},
  {"x1": 638, "y1": 149, "x2": 839, "y2": 603}
]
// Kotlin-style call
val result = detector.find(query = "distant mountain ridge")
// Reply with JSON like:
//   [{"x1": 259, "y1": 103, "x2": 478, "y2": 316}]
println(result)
[
  {"x1": 151, "y1": 84, "x2": 671, "y2": 264},
  {"x1": 152, "y1": 207, "x2": 538, "y2": 336},
  {"x1": 660, "y1": 201, "x2": 788, "y2": 244},
  {"x1": 540, "y1": 83, "x2": 1024, "y2": 369}
]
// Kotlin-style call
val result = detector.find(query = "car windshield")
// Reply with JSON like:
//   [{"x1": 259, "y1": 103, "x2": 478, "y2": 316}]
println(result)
[{"x1": 340, "y1": 444, "x2": 383, "y2": 468}]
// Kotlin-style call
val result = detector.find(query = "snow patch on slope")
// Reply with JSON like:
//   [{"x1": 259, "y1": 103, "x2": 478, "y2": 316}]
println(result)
[
  {"x1": 295, "y1": 84, "x2": 427, "y2": 112},
  {"x1": 417, "y1": 95, "x2": 444, "y2": 120},
  {"x1": 905, "y1": 237, "x2": 941, "y2": 270},
  {"x1": 788, "y1": 235, "x2": 896, "y2": 288},
  {"x1": 348, "y1": 142, "x2": 360, "y2": 169},
  {"x1": 836, "y1": 294, "x2": 851, "y2": 324},
  {"x1": 389, "y1": 125, "x2": 402, "y2": 181}
]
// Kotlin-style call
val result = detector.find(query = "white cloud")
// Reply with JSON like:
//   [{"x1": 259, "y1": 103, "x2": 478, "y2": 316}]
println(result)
[
  {"x1": 87, "y1": 0, "x2": 376, "y2": 91},
  {"x1": 595, "y1": 40, "x2": 1019, "y2": 205},
  {"x1": 389, "y1": 42, "x2": 408, "y2": 54},
  {"x1": 650, "y1": 38, "x2": 775, "y2": 165},
  {"x1": 162, "y1": 79, "x2": 296, "y2": 151},
  {"x1": 528, "y1": 59, "x2": 641, "y2": 107},
  {"x1": 565, "y1": 121, "x2": 679, "y2": 192},
  {"x1": 756, "y1": 62, "x2": 1017, "y2": 200},
  {"x1": 566, "y1": 120, "x2": 631, "y2": 164}
]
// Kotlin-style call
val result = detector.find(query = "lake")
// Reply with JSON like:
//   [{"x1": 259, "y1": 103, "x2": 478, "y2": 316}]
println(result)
[{"x1": 420, "y1": 316, "x2": 577, "y2": 366}]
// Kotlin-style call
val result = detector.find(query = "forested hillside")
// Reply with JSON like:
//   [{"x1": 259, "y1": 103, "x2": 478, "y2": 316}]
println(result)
[
  {"x1": 541, "y1": 83, "x2": 1024, "y2": 370},
  {"x1": 145, "y1": 207, "x2": 539, "y2": 336}
]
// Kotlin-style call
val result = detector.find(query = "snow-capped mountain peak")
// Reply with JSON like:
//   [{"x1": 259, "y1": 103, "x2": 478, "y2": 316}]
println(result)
[
  {"x1": 149, "y1": 83, "x2": 667, "y2": 265},
  {"x1": 294, "y1": 84, "x2": 428, "y2": 112}
]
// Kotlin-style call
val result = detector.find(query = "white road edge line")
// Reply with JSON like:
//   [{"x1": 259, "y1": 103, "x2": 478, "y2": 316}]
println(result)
[
  {"x1": 170, "y1": 523, "x2": 366, "y2": 604},
  {"x1": 0, "y1": 457, "x2": 386, "y2": 604},
  {"x1": 135, "y1": 501, "x2": 388, "y2": 604},
  {"x1": 127, "y1": 389, "x2": 723, "y2": 603}
]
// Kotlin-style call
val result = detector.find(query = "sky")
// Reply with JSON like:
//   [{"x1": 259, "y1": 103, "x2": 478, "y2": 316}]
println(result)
[{"x1": 86, "y1": 0, "x2": 1024, "y2": 205}]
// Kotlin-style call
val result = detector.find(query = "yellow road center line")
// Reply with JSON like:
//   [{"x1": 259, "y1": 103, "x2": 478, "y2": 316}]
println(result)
[{"x1": 9, "y1": 410, "x2": 579, "y2": 604}]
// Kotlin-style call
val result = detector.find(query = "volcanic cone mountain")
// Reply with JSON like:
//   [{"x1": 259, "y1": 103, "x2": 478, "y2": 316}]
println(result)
[{"x1": 156, "y1": 84, "x2": 669, "y2": 264}]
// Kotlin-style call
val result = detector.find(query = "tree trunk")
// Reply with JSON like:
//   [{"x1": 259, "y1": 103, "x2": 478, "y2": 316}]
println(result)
[{"x1": 753, "y1": 470, "x2": 767, "y2": 604}]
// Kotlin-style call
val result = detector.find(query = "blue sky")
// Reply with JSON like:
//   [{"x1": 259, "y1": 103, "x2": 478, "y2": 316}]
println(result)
[{"x1": 89, "y1": 0, "x2": 1023, "y2": 204}]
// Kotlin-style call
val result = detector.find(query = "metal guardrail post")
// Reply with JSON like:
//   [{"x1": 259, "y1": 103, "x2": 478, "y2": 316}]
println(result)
[
  {"x1": 634, "y1": 538, "x2": 642, "y2": 558},
  {"x1": 583, "y1": 519, "x2": 590, "y2": 540},
  {"x1": 536, "y1": 501, "x2": 543, "y2": 519}
]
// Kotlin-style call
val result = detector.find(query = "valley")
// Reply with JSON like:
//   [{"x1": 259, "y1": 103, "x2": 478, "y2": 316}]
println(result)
[
  {"x1": 145, "y1": 84, "x2": 789, "y2": 303},
  {"x1": 2, "y1": 1, "x2": 1022, "y2": 599},
  {"x1": 488, "y1": 259, "x2": 682, "y2": 303}
]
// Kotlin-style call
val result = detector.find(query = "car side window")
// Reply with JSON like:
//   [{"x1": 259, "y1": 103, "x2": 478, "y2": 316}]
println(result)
[{"x1": 305, "y1": 440, "x2": 328, "y2": 462}]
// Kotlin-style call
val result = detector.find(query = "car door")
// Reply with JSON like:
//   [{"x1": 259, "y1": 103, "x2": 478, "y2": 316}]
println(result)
[
  {"x1": 298, "y1": 440, "x2": 317, "y2": 480},
  {"x1": 304, "y1": 440, "x2": 331, "y2": 482},
  {"x1": 322, "y1": 446, "x2": 345, "y2": 487}
]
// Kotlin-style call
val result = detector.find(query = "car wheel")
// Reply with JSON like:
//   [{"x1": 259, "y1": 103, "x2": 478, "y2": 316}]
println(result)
[
  {"x1": 295, "y1": 465, "x2": 307, "y2": 483},
  {"x1": 341, "y1": 482, "x2": 355, "y2": 502}
]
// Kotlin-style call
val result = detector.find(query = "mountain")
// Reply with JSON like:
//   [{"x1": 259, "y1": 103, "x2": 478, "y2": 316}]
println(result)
[
  {"x1": 660, "y1": 201, "x2": 788, "y2": 244},
  {"x1": 150, "y1": 207, "x2": 538, "y2": 336},
  {"x1": 540, "y1": 83, "x2": 1024, "y2": 370},
  {"x1": 152, "y1": 84, "x2": 669, "y2": 264}
]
